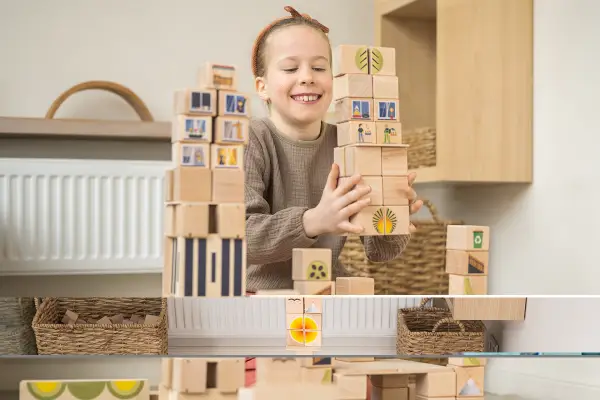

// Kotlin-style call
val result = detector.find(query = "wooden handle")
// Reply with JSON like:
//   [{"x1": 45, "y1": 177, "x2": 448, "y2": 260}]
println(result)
[{"x1": 45, "y1": 80, "x2": 154, "y2": 121}]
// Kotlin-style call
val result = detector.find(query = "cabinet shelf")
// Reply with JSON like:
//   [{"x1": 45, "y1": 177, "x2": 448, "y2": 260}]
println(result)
[{"x1": 375, "y1": 0, "x2": 533, "y2": 184}]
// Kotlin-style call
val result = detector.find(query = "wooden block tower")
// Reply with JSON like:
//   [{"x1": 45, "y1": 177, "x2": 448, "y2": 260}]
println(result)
[
  {"x1": 159, "y1": 357, "x2": 245, "y2": 399},
  {"x1": 285, "y1": 296, "x2": 323, "y2": 349},
  {"x1": 292, "y1": 248, "x2": 335, "y2": 295},
  {"x1": 332, "y1": 44, "x2": 410, "y2": 236},
  {"x1": 163, "y1": 61, "x2": 249, "y2": 298},
  {"x1": 445, "y1": 225, "x2": 490, "y2": 294}
]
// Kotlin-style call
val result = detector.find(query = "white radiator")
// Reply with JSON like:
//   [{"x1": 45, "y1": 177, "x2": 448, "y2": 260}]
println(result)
[{"x1": 0, "y1": 158, "x2": 171, "y2": 275}]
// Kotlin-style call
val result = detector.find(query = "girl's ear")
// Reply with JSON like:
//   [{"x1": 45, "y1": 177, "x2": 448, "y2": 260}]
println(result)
[{"x1": 255, "y1": 77, "x2": 269, "y2": 102}]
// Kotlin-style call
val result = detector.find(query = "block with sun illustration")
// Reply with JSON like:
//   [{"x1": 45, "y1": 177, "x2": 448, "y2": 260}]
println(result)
[
  {"x1": 20, "y1": 379, "x2": 149, "y2": 400},
  {"x1": 285, "y1": 296, "x2": 323, "y2": 348},
  {"x1": 292, "y1": 248, "x2": 335, "y2": 295}
]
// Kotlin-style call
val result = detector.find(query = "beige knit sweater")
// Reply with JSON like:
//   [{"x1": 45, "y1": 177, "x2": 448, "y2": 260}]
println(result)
[{"x1": 244, "y1": 117, "x2": 410, "y2": 291}]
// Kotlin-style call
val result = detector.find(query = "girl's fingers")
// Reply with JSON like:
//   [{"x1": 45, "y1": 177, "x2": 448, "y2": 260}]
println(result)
[
  {"x1": 409, "y1": 223, "x2": 417, "y2": 233},
  {"x1": 326, "y1": 163, "x2": 340, "y2": 191},
  {"x1": 333, "y1": 173, "x2": 362, "y2": 196},
  {"x1": 338, "y1": 221, "x2": 365, "y2": 234},
  {"x1": 337, "y1": 185, "x2": 372, "y2": 209},
  {"x1": 340, "y1": 198, "x2": 371, "y2": 219}
]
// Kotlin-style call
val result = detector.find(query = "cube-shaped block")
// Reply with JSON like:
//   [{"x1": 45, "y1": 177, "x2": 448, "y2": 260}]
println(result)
[
  {"x1": 172, "y1": 115, "x2": 213, "y2": 143},
  {"x1": 333, "y1": 44, "x2": 370, "y2": 76},
  {"x1": 215, "y1": 203, "x2": 245, "y2": 238},
  {"x1": 374, "y1": 99, "x2": 400, "y2": 121},
  {"x1": 349, "y1": 205, "x2": 410, "y2": 236},
  {"x1": 372, "y1": 387, "x2": 408, "y2": 400},
  {"x1": 448, "y1": 274, "x2": 488, "y2": 295},
  {"x1": 335, "y1": 374, "x2": 368, "y2": 399},
  {"x1": 337, "y1": 121, "x2": 376, "y2": 146},
  {"x1": 174, "y1": 88, "x2": 217, "y2": 116},
  {"x1": 286, "y1": 313, "x2": 322, "y2": 331},
  {"x1": 303, "y1": 296, "x2": 323, "y2": 313},
  {"x1": 382, "y1": 175, "x2": 410, "y2": 206},
  {"x1": 369, "y1": 46, "x2": 396, "y2": 75},
  {"x1": 165, "y1": 169, "x2": 174, "y2": 202},
  {"x1": 333, "y1": 73, "x2": 373, "y2": 100},
  {"x1": 212, "y1": 169, "x2": 244, "y2": 203},
  {"x1": 373, "y1": 75, "x2": 399, "y2": 98},
  {"x1": 173, "y1": 142, "x2": 210, "y2": 168},
  {"x1": 286, "y1": 329, "x2": 322, "y2": 347},
  {"x1": 335, "y1": 97, "x2": 374, "y2": 123},
  {"x1": 301, "y1": 366, "x2": 332, "y2": 384},
  {"x1": 165, "y1": 203, "x2": 209, "y2": 237},
  {"x1": 172, "y1": 167, "x2": 212, "y2": 203},
  {"x1": 445, "y1": 250, "x2": 489, "y2": 275},
  {"x1": 370, "y1": 374, "x2": 409, "y2": 388},
  {"x1": 211, "y1": 144, "x2": 244, "y2": 170},
  {"x1": 218, "y1": 90, "x2": 251, "y2": 118},
  {"x1": 454, "y1": 366, "x2": 485, "y2": 396},
  {"x1": 338, "y1": 176, "x2": 383, "y2": 205},
  {"x1": 375, "y1": 121, "x2": 402, "y2": 144},
  {"x1": 416, "y1": 370, "x2": 457, "y2": 397},
  {"x1": 335, "y1": 277, "x2": 375, "y2": 295},
  {"x1": 292, "y1": 248, "x2": 332, "y2": 281},
  {"x1": 285, "y1": 297, "x2": 305, "y2": 314},
  {"x1": 293, "y1": 280, "x2": 335, "y2": 295},
  {"x1": 214, "y1": 116, "x2": 249, "y2": 145},
  {"x1": 446, "y1": 225, "x2": 490, "y2": 251},
  {"x1": 173, "y1": 358, "x2": 208, "y2": 393},
  {"x1": 342, "y1": 145, "x2": 382, "y2": 176},
  {"x1": 382, "y1": 146, "x2": 409, "y2": 175},
  {"x1": 198, "y1": 62, "x2": 237, "y2": 91}
]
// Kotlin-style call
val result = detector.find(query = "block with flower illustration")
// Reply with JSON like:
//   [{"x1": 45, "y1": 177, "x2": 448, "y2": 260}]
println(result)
[{"x1": 285, "y1": 297, "x2": 323, "y2": 348}]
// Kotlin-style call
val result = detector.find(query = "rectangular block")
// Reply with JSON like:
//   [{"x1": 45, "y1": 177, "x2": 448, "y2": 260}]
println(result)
[
  {"x1": 382, "y1": 176, "x2": 410, "y2": 206},
  {"x1": 447, "y1": 357, "x2": 487, "y2": 367},
  {"x1": 255, "y1": 358, "x2": 303, "y2": 383},
  {"x1": 292, "y1": 248, "x2": 332, "y2": 281},
  {"x1": 171, "y1": 203, "x2": 210, "y2": 237},
  {"x1": 448, "y1": 274, "x2": 488, "y2": 295},
  {"x1": 333, "y1": 73, "x2": 373, "y2": 100},
  {"x1": 173, "y1": 142, "x2": 210, "y2": 167},
  {"x1": 335, "y1": 277, "x2": 375, "y2": 295},
  {"x1": 334, "y1": 374, "x2": 367, "y2": 399},
  {"x1": 333, "y1": 44, "x2": 370, "y2": 76},
  {"x1": 161, "y1": 358, "x2": 173, "y2": 388},
  {"x1": 214, "y1": 116, "x2": 249, "y2": 144},
  {"x1": 375, "y1": 121, "x2": 402, "y2": 144},
  {"x1": 448, "y1": 298, "x2": 526, "y2": 321},
  {"x1": 445, "y1": 250, "x2": 489, "y2": 275},
  {"x1": 369, "y1": 46, "x2": 396, "y2": 75},
  {"x1": 301, "y1": 366, "x2": 333, "y2": 384},
  {"x1": 335, "y1": 97, "x2": 374, "y2": 123},
  {"x1": 173, "y1": 167, "x2": 212, "y2": 203},
  {"x1": 212, "y1": 169, "x2": 244, "y2": 203},
  {"x1": 198, "y1": 62, "x2": 237, "y2": 90},
  {"x1": 370, "y1": 374, "x2": 409, "y2": 388},
  {"x1": 170, "y1": 235, "x2": 246, "y2": 297},
  {"x1": 382, "y1": 146, "x2": 408, "y2": 175},
  {"x1": 172, "y1": 115, "x2": 213, "y2": 142},
  {"x1": 454, "y1": 365, "x2": 485, "y2": 397},
  {"x1": 216, "y1": 358, "x2": 246, "y2": 393},
  {"x1": 218, "y1": 90, "x2": 251, "y2": 118},
  {"x1": 337, "y1": 121, "x2": 376, "y2": 146},
  {"x1": 447, "y1": 225, "x2": 490, "y2": 251},
  {"x1": 211, "y1": 144, "x2": 244, "y2": 169},
  {"x1": 293, "y1": 280, "x2": 335, "y2": 295},
  {"x1": 373, "y1": 75, "x2": 399, "y2": 99},
  {"x1": 344, "y1": 145, "x2": 382, "y2": 176},
  {"x1": 163, "y1": 237, "x2": 175, "y2": 296},
  {"x1": 415, "y1": 370, "x2": 456, "y2": 397},
  {"x1": 165, "y1": 169, "x2": 174, "y2": 202},
  {"x1": 174, "y1": 88, "x2": 217, "y2": 116},
  {"x1": 374, "y1": 99, "x2": 400, "y2": 121},
  {"x1": 173, "y1": 358, "x2": 208, "y2": 393},
  {"x1": 20, "y1": 379, "x2": 149, "y2": 400},
  {"x1": 339, "y1": 176, "x2": 382, "y2": 205},
  {"x1": 350, "y1": 205, "x2": 410, "y2": 236},
  {"x1": 372, "y1": 386, "x2": 409, "y2": 400}
]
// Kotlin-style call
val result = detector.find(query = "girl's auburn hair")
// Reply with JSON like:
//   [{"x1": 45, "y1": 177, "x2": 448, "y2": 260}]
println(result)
[{"x1": 251, "y1": 5, "x2": 331, "y2": 78}]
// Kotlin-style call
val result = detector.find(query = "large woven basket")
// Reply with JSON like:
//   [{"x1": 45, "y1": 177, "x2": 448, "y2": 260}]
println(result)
[
  {"x1": 396, "y1": 298, "x2": 485, "y2": 355},
  {"x1": 32, "y1": 297, "x2": 167, "y2": 355},
  {"x1": 403, "y1": 127, "x2": 436, "y2": 169},
  {"x1": 339, "y1": 200, "x2": 462, "y2": 294},
  {"x1": 0, "y1": 298, "x2": 38, "y2": 355}
]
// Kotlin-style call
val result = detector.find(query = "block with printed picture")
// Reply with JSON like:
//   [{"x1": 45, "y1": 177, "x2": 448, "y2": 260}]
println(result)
[
  {"x1": 214, "y1": 116, "x2": 249, "y2": 145},
  {"x1": 189, "y1": 90, "x2": 216, "y2": 114},
  {"x1": 375, "y1": 99, "x2": 399, "y2": 121},
  {"x1": 172, "y1": 115, "x2": 212, "y2": 142},
  {"x1": 351, "y1": 99, "x2": 372, "y2": 120},
  {"x1": 210, "y1": 144, "x2": 244, "y2": 169},
  {"x1": 218, "y1": 90, "x2": 251, "y2": 118},
  {"x1": 172, "y1": 143, "x2": 209, "y2": 167}
]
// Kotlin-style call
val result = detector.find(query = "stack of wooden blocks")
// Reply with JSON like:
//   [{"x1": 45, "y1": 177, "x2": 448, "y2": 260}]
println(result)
[
  {"x1": 285, "y1": 296, "x2": 323, "y2": 349},
  {"x1": 416, "y1": 359, "x2": 486, "y2": 400},
  {"x1": 332, "y1": 44, "x2": 410, "y2": 236},
  {"x1": 445, "y1": 225, "x2": 490, "y2": 294},
  {"x1": 159, "y1": 357, "x2": 245, "y2": 399},
  {"x1": 163, "y1": 62, "x2": 249, "y2": 298}
]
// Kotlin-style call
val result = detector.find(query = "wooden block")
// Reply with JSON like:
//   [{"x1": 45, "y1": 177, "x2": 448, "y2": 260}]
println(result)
[
  {"x1": 292, "y1": 248, "x2": 332, "y2": 281},
  {"x1": 448, "y1": 298, "x2": 526, "y2": 321},
  {"x1": 335, "y1": 356, "x2": 375, "y2": 362},
  {"x1": 375, "y1": 121, "x2": 402, "y2": 144},
  {"x1": 382, "y1": 176, "x2": 410, "y2": 206},
  {"x1": 299, "y1": 357, "x2": 332, "y2": 367},
  {"x1": 301, "y1": 366, "x2": 332, "y2": 384},
  {"x1": 446, "y1": 225, "x2": 490, "y2": 251},
  {"x1": 172, "y1": 115, "x2": 212, "y2": 143},
  {"x1": 415, "y1": 370, "x2": 456, "y2": 397},
  {"x1": 333, "y1": 73, "x2": 373, "y2": 100},
  {"x1": 408, "y1": 380, "x2": 416, "y2": 400},
  {"x1": 373, "y1": 75, "x2": 399, "y2": 99},
  {"x1": 174, "y1": 88, "x2": 217, "y2": 116},
  {"x1": 453, "y1": 365, "x2": 485, "y2": 397},
  {"x1": 335, "y1": 97, "x2": 374, "y2": 123},
  {"x1": 334, "y1": 146, "x2": 346, "y2": 175},
  {"x1": 445, "y1": 250, "x2": 489, "y2": 275},
  {"x1": 305, "y1": 330, "x2": 322, "y2": 347},
  {"x1": 171, "y1": 235, "x2": 246, "y2": 297},
  {"x1": 165, "y1": 169, "x2": 174, "y2": 202},
  {"x1": 370, "y1": 374, "x2": 409, "y2": 388},
  {"x1": 374, "y1": 99, "x2": 400, "y2": 121},
  {"x1": 255, "y1": 289, "x2": 300, "y2": 295},
  {"x1": 255, "y1": 358, "x2": 303, "y2": 384},
  {"x1": 172, "y1": 203, "x2": 210, "y2": 237},
  {"x1": 218, "y1": 90, "x2": 251, "y2": 118},
  {"x1": 372, "y1": 386, "x2": 409, "y2": 400},
  {"x1": 350, "y1": 206, "x2": 410, "y2": 236},
  {"x1": 294, "y1": 280, "x2": 335, "y2": 295},
  {"x1": 172, "y1": 167, "x2": 212, "y2": 203},
  {"x1": 172, "y1": 142, "x2": 210, "y2": 167},
  {"x1": 415, "y1": 396, "x2": 455, "y2": 400},
  {"x1": 369, "y1": 46, "x2": 396, "y2": 75},
  {"x1": 161, "y1": 358, "x2": 173, "y2": 388},
  {"x1": 285, "y1": 296, "x2": 305, "y2": 314},
  {"x1": 173, "y1": 358, "x2": 208, "y2": 393},
  {"x1": 334, "y1": 374, "x2": 367, "y2": 399},
  {"x1": 211, "y1": 144, "x2": 244, "y2": 169},
  {"x1": 164, "y1": 204, "x2": 175, "y2": 237},
  {"x1": 215, "y1": 203, "x2": 245, "y2": 238},
  {"x1": 212, "y1": 169, "x2": 244, "y2": 203},
  {"x1": 198, "y1": 62, "x2": 237, "y2": 90},
  {"x1": 448, "y1": 275, "x2": 488, "y2": 295},
  {"x1": 335, "y1": 277, "x2": 375, "y2": 295},
  {"x1": 214, "y1": 116, "x2": 249, "y2": 145},
  {"x1": 333, "y1": 44, "x2": 370, "y2": 76},
  {"x1": 381, "y1": 146, "x2": 408, "y2": 175},
  {"x1": 216, "y1": 358, "x2": 246, "y2": 393},
  {"x1": 337, "y1": 121, "x2": 376, "y2": 146},
  {"x1": 303, "y1": 297, "x2": 323, "y2": 313},
  {"x1": 20, "y1": 379, "x2": 149, "y2": 400},
  {"x1": 163, "y1": 237, "x2": 175, "y2": 296},
  {"x1": 447, "y1": 357, "x2": 487, "y2": 367},
  {"x1": 344, "y1": 145, "x2": 382, "y2": 176},
  {"x1": 339, "y1": 176, "x2": 383, "y2": 205}
]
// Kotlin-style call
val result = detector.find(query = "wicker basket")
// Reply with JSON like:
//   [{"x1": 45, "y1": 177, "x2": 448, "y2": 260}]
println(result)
[
  {"x1": 32, "y1": 297, "x2": 167, "y2": 355},
  {"x1": 403, "y1": 127, "x2": 436, "y2": 170},
  {"x1": 396, "y1": 298, "x2": 485, "y2": 355},
  {"x1": 0, "y1": 298, "x2": 38, "y2": 355},
  {"x1": 339, "y1": 200, "x2": 462, "y2": 294}
]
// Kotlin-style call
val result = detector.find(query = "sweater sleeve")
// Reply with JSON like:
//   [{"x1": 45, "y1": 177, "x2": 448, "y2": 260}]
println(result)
[
  {"x1": 360, "y1": 234, "x2": 410, "y2": 263},
  {"x1": 244, "y1": 128, "x2": 318, "y2": 265}
]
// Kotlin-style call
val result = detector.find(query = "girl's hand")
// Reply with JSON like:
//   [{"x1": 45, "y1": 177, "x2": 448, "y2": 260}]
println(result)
[
  {"x1": 407, "y1": 171, "x2": 423, "y2": 233},
  {"x1": 303, "y1": 164, "x2": 371, "y2": 237}
]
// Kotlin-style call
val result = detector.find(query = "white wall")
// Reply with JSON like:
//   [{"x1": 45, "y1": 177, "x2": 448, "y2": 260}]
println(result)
[{"x1": 1, "y1": 0, "x2": 600, "y2": 398}]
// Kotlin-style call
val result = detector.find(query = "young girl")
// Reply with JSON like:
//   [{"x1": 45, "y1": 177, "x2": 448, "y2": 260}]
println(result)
[{"x1": 244, "y1": 6, "x2": 423, "y2": 293}]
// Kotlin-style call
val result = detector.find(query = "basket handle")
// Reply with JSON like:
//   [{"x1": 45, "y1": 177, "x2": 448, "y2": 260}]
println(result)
[
  {"x1": 418, "y1": 298, "x2": 433, "y2": 308},
  {"x1": 45, "y1": 80, "x2": 154, "y2": 122},
  {"x1": 419, "y1": 199, "x2": 441, "y2": 223},
  {"x1": 432, "y1": 317, "x2": 466, "y2": 333}
]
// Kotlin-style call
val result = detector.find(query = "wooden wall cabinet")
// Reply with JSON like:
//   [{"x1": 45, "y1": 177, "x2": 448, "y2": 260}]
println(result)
[{"x1": 375, "y1": 0, "x2": 533, "y2": 183}]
